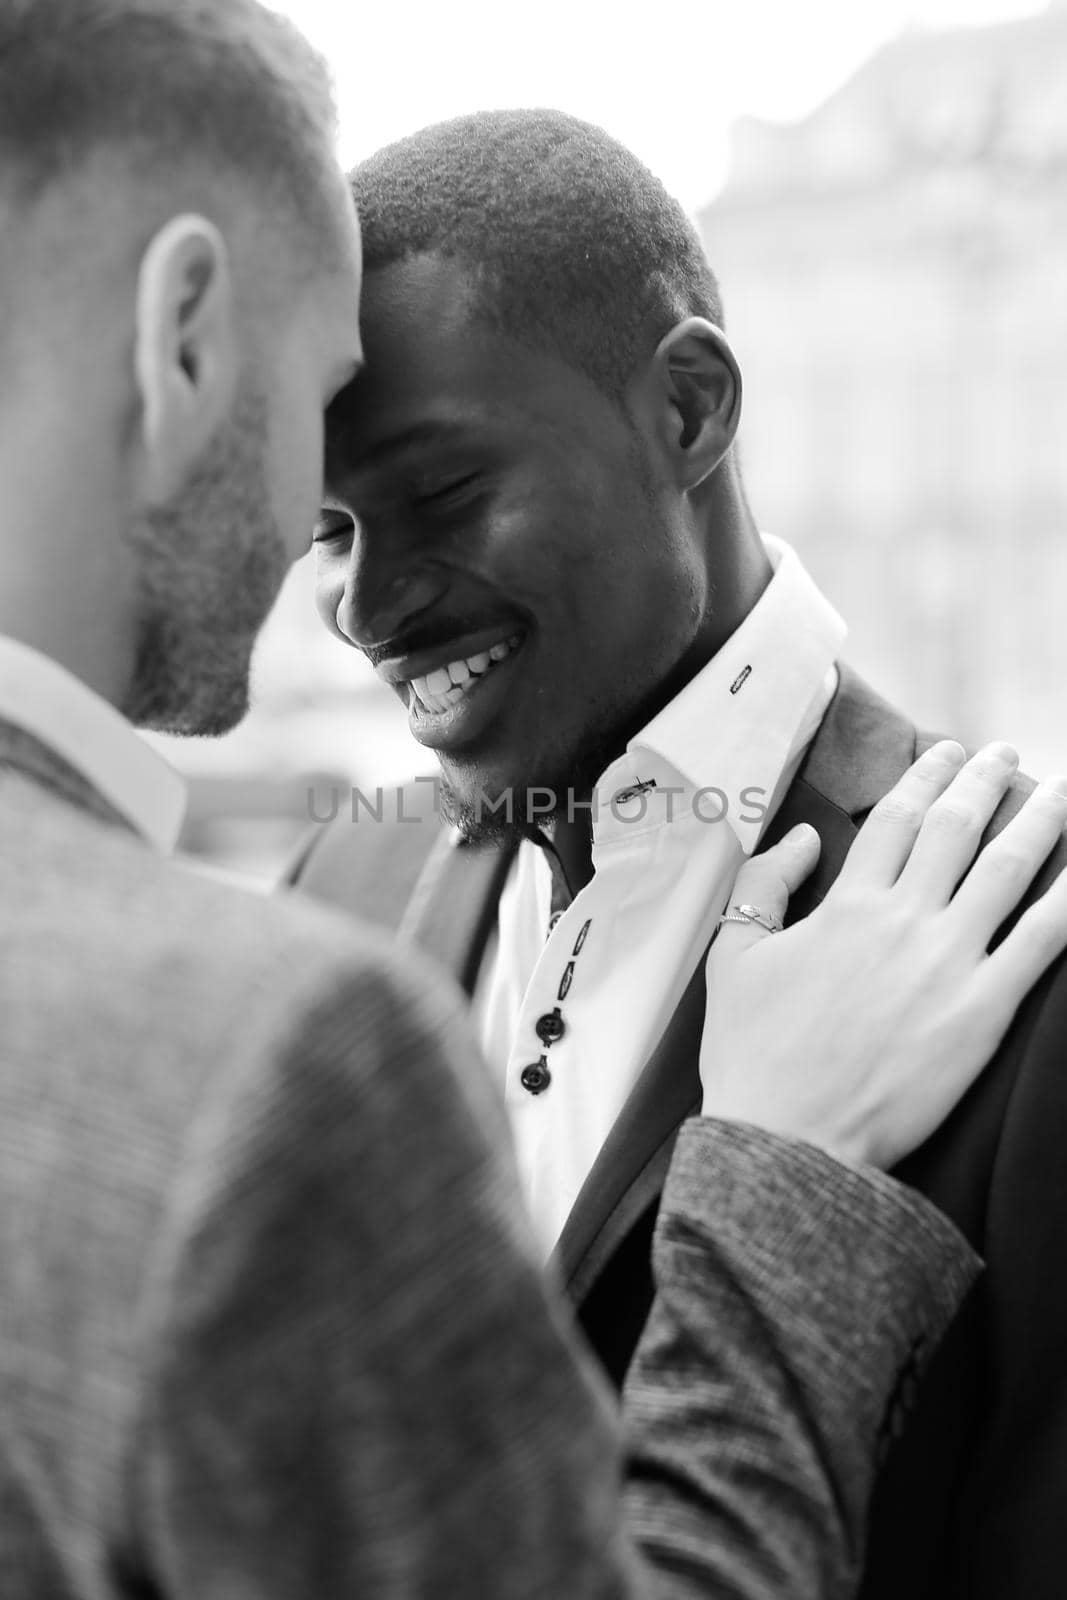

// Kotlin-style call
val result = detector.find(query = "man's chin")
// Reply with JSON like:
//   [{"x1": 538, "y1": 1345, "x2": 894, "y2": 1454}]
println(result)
[
  {"x1": 124, "y1": 675, "x2": 250, "y2": 739},
  {"x1": 439, "y1": 773, "x2": 574, "y2": 847},
  {"x1": 437, "y1": 728, "x2": 621, "y2": 841},
  {"x1": 442, "y1": 795, "x2": 525, "y2": 847},
  {"x1": 182, "y1": 699, "x2": 250, "y2": 739}
]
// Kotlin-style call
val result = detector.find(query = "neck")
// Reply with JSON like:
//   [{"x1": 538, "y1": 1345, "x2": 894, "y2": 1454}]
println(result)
[
  {"x1": 0, "y1": 565, "x2": 135, "y2": 711},
  {"x1": 551, "y1": 468, "x2": 770, "y2": 893},
  {"x1": 0, "y1": 428, "x2": 136, "y2": 710}
]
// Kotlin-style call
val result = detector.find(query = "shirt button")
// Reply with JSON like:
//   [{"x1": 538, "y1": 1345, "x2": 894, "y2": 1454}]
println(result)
[
  {"x1": 535, "y1": 1009, "x2": 566, "y2": 1045},
  {"x1": 520, "y1": 1061, "x2": 552, "y2": 1095}
]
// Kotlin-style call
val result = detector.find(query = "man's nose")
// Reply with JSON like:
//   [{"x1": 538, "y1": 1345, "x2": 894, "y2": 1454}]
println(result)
[{"x1": 334, "y1": 531, "x2": 448, "y2": 651}]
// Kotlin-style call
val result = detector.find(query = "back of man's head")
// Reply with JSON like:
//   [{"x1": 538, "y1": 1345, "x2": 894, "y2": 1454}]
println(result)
[
  {"x1": 0, "y1": 0, "x2": 360, "y2": 734},
  {"x1": 0, "y1": 0, "x2": 349, "y2": 382},
  {"x1": 0, "y1": 0, "x2": 337, "y2": 247},
  {"x1": 350, "y1": 108, "x2": 724, "y2": 400}
]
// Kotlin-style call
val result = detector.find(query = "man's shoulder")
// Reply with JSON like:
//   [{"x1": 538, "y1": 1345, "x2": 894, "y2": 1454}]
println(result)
[
  {"x1": 0, "y1": 771, "x2": 487, "y2": 1281},
  {"x1": 805, "y1": 666, "x2": 1062, "y2": 854},
  {"x1": 0, "y1": 771, "x2": 442, "y2": 1062},
  {"x1": 0, "y1": 781, "x2": 508, "y2": 1574}
]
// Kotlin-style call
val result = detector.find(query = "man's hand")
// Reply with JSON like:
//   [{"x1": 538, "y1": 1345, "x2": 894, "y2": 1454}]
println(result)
[{"x1": 701, "y1": 740, "x2": 1067, "y2": 1168}]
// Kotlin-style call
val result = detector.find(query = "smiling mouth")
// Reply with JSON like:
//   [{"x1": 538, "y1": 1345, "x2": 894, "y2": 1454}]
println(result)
[{"x1": 402, "y1": 633, "x2": 523, "y2": 716}]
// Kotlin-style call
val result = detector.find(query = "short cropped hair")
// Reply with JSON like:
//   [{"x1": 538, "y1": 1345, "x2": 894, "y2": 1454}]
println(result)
[
  {"x1": 350, "y1": 109, "x2": 725, "y2": 398},
  {"x1": 0, "y1": 0, "x2": 339, "y2": 256}
]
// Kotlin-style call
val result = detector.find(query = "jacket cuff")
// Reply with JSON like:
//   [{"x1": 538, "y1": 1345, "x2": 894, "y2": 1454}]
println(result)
[{"x1": 662, "y1": 1116, "x2": 981, "y2": 1431}]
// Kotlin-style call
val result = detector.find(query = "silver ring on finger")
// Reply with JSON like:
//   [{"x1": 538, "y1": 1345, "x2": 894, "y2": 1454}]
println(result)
[{"x1": 716, "y1": 902, "x2": 785, "y2": 935}]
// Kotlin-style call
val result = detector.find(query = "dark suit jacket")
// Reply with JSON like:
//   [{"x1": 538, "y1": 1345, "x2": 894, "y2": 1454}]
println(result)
[{"x1": 292, "y1": 664, "x2": 1067, "y2": 1600}]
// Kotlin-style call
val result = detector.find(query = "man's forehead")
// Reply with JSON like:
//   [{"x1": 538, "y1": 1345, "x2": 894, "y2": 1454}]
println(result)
[
  {"x1": 325, "y1": 254, "x2": 624, "y2": 483},
  {"x1": 324, "y1": 265, "x2": 496, "y2": 479},
  {"x1": 324, "y1": 396, "x2": 483, "y2": 485}
]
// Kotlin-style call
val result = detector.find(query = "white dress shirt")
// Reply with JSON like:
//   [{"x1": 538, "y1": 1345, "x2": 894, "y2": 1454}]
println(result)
[
  {"x1": 0, "y1": 634, "x2": 186, "y2": 852},
  {"x1": 472, "y1": 537, "x2": 847, "y2": 1256}
]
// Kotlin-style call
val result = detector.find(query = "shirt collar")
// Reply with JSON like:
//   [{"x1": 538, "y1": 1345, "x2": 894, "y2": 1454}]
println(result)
[
  {"x1": 0, "y1": 634, "x2": 186, "y2": 852},
  {"x1": 594, "y1": 536, "x2": 846, "y2": 848}
]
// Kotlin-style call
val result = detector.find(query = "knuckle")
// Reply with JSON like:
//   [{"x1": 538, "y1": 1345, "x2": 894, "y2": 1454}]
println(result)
[
  {"x1": 910, "y1": 760, "x2": 949, "y2": 790},
  {"x1": 968, "y1": 752, "x2": 1011, "y2": 783},
  {"x1": 827, "y1": 885, "x2": 893, "y2": 929},
  {"x1": 925, "y1": 800, "x2": 975, "y2": 836},
  {"x1": 981, "y1": 846, "x2": 1031, "y2": 885},
  {"x1": 873, "y1": 794, "x2": 923, "y2": 828}
]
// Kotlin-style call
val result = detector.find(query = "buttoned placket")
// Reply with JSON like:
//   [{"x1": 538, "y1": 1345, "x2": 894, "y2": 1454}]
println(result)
[
  {"x1": 518, "y1": 916, "x2": 593, "y2": 1097},
  {"x1": 508, "y1": 763, "x2": 713, "y2": 1103}
]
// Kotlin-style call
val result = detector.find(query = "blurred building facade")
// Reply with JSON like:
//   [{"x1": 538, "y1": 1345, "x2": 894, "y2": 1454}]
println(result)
[{"x1": 698, "y1": 1, "x2": 1067, "y2": 770}]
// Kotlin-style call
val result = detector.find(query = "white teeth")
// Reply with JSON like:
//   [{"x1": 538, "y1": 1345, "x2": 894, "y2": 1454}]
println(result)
[
  {"x1": 405, "y1": 635, "x2": 522, "y2": 716},
  {"x1": 409, "y1": 677, "x2": 461, "y2": 714}
]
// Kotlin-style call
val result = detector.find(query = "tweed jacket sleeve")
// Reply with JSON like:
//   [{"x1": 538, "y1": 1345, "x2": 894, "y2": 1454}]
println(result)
[
  {"x1": 118, "y1": 955, "x2": 633, "y2": 1599},
  {"x1": 117, "y1": 954, "x2": 978, "y2": 1600},
  {"x1": 624, "y1": 1120, "x2": 981, "y2": 1598}
]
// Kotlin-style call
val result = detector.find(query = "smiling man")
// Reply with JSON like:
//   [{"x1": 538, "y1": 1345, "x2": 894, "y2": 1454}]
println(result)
[
  {"x1": 314, "y1": 148, "x2": 762, "y2": 845},
  {"x1": 302, "y1": 109, "x2": 1067, "y2": 1600}
]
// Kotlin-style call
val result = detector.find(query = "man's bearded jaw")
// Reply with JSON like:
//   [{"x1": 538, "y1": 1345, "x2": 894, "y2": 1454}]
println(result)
[
  {"x1": 124, "y1": 616, "x2": 254, "y2": 737},
  {"x1": 438, "y1": 741, "x2": 616, "y2": 847},
  {"x1": 120, "y1": 391, "x2": 283, "y2": 737}
]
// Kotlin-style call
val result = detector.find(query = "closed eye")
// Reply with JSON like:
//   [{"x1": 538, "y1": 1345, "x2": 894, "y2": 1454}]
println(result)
[
  {"x1": 412, "y1": 472, "x2": 482, "y2": 510},
  {"x1": 312, "y1": 509, "x2": 355, "y2": 545}
]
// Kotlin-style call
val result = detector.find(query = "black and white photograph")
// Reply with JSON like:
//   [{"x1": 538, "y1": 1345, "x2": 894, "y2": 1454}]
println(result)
[{"x1": 2, "y1": 1, "x2": 1067, "y2": 1594}]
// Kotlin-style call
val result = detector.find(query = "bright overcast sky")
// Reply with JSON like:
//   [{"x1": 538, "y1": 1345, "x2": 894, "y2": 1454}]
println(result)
[{"x1": 270, "y1": 0, "x2": 1047, "y2": 213}]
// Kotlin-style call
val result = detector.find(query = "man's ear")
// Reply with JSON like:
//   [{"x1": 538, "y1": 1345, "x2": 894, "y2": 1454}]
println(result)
[
  {"x1": 134, "y1": 215, "x2": 237, "y2": 500},
  {"x1": 636, "y1": 317, "x2": 742, "y2": 491}
]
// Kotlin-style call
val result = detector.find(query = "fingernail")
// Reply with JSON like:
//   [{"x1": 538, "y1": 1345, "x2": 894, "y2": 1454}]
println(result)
[
  {"x1": 786, "y1": 823, "x2": 819, "y2": 847},
  {"x1": 1040, "y1": 774, "x2": 1067, "y2": 800},
  {"x1": 926, "y1": 740, "x2": 966, "y2": 765},
  {"x1": 983, "y1": 741, "x2": 1019, "y2": 767}
]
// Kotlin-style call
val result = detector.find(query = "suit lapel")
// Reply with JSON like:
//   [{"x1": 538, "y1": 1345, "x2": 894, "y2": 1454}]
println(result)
[
  {"x1": 556, "y1": 664, "x2": 921, "y2": 1299},
  {"x1": 400, "y1": 830, "x2": 516, "y2": 993},
  {"x1": 760, "y1": 778, "x2": 860, "y2": 923},
  {"x1": 552, "y1": 959, "x2": 705, "y2": 1298},
  {"x1": 801, "y1": 662, "x2": 920, "y2": 820},
  {"x1": 761, "y1": 664, "x2": 920, "y2": 915}
]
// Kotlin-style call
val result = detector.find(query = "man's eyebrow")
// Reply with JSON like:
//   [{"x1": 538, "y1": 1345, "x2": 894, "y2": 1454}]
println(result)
[{"x1": 339, "y1": 419, "x2": 476, "y2": 474}]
